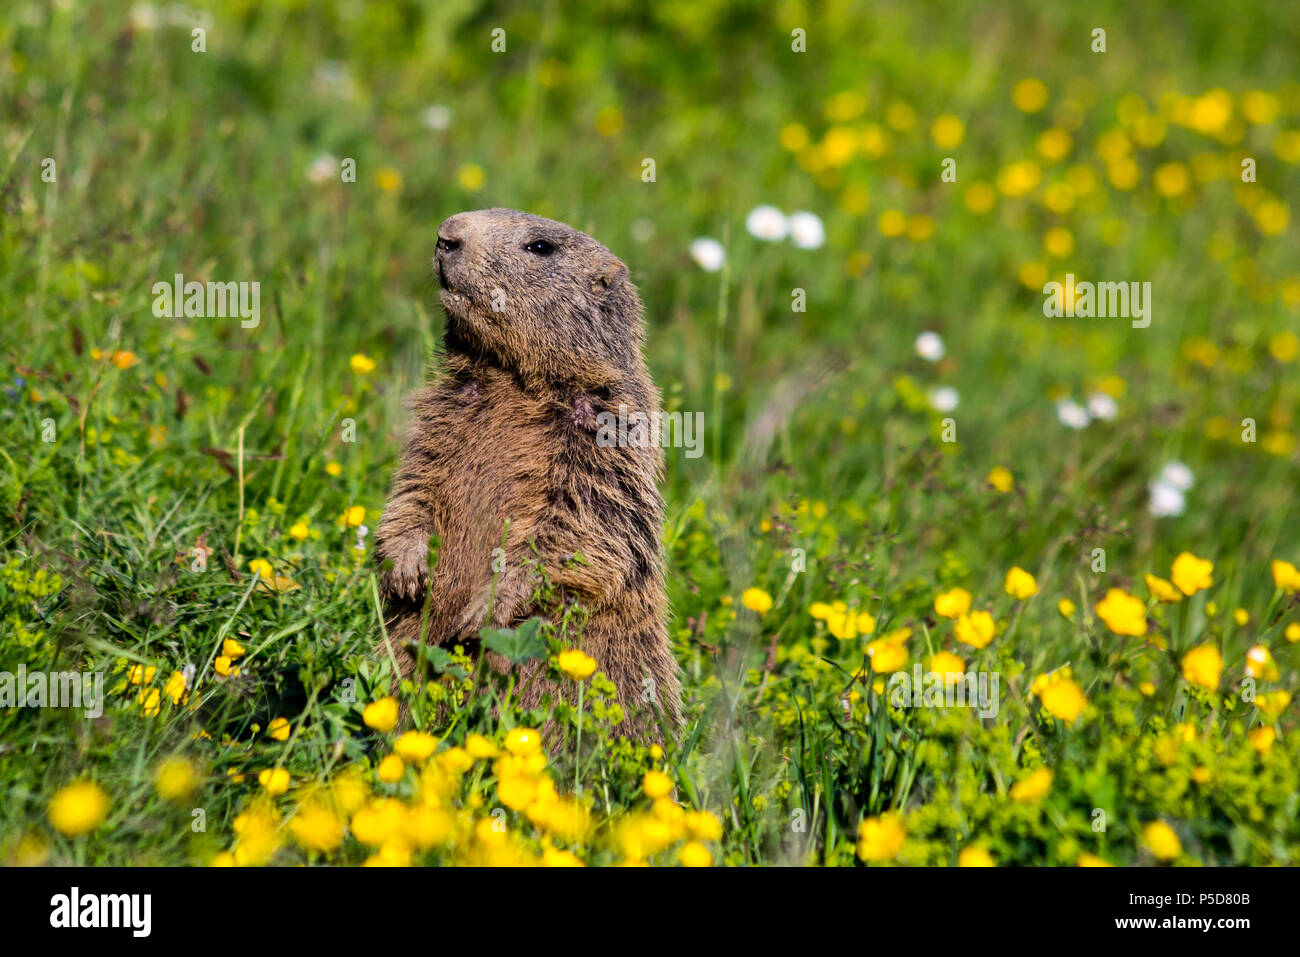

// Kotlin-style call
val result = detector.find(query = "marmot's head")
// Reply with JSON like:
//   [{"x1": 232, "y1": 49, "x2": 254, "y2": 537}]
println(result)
[{"x1": 434, "y1": 208, "x2": 644, "y2": 389}]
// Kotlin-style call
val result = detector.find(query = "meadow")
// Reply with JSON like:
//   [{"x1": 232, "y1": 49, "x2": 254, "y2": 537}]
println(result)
[{"x1": 2, "y1": 0, "x2": 1299, "y2": 866}]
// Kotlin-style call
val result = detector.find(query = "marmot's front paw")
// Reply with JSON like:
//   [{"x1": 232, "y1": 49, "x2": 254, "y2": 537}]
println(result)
[{"x1": 380, "y1": 548, "x2": 430, "y2": 602}]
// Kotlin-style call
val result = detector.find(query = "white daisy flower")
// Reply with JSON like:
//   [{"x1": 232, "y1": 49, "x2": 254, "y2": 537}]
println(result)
[
  {"x1": 788, "y1": 210, "x2": 826, "y2": 249},
  {"x1": 421, "y1": 105, "x2": 452, "y2": 131},
  {"x1": 745, "y1": 205, "x2": 789, "y2": 241},
  {"x1": 306, "y1": 153, "x2": 339, "y2": 184},
  {"x1": 1149, "y1": 479, "x2": 1186, "y2": 517},
  {"x1": 928, "y1": 386, "x2": 959, "y2": 413},
  {"x1": 690, "y1": 237, "x2": 726, "y2": 272},
  {"x1": 1056, "y1": 399, "x2": 1090, "y2": 429},
  {"x1": 914, "y1": 331, "x2": 945, "y2": 362},
  {"x1": 1158, "y1": 461, "x2": 1194, "y2": 491},
  {"x1": 1086, "y1": 393, "x2": 1118, "y2": 421}
]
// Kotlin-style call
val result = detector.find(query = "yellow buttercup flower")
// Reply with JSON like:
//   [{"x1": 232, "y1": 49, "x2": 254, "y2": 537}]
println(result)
[
  {"x1": 289, "y1": 801, "x2": 345, "y2": 854},
  {"x1": 557, "y1": 648, "x2": 598, "y2": 681},
  {"x1": 258, "y1": 767, "x2": 291, "y2": 796},
  {"x1": 954, "y1": 610, "x2": 995, "y2": 649},
  {"x1": 986, "y1": 466, "x2": 1013, "y2": 492},
  {"x1": 865, "y1": 633, "x2": 908, "y2": 674},
  {"x1": 349, "y1": 353, "x2": 376, "y2": 375},
  {"x1": 1012, "y1": 77, "x2": 1048, "y2": 113},
  {"x1": 1247, "y1": 726, "x2": 1276, "y2": 754},
  {"x1": 344, "y1": 505, "x2": 366, "y2": 527},
  {"x1": 741, "y1": 587, "x2": 773, "y2": 614},
  {"x1": 376, "y1": 754, "x2": 405, "y2": 783},
  {"x1": 1144, "y1": 574, "x2": 1182, "y2": 603},
  {"x1": 465, "y1": 733, "x2": 499, "y2": 759},
  {"x1": 1256, "y1": 690, "x2": 1292, "y2": 718},
  {"x1": 1287, "y1": 622, "x2": 1300, "y2": 643},
  {"x1": 363, "y1": 697, "x2": 399, "y2": 733},
  {"x1": 289, "y1": 521, "x2": 310, "y2": 541},
  {"x1": 642, "y1": 770, "x2": 674, "y2": 800},
  {"x1": 1095, "y1": 588, "x2": 1147, "y2": 637},
  {"x1": 393, "y1": 731, "x2": 439, "y2": 764},
  {"x1": 247, "y1": 558, "x2": 273, "y2": 580},
  {"x1": 504, "y1": 727, "x2": 542, "y2": 756},
  {"x1": 1181, "y1": 644, "x2": 1223, "y2": 690},
  {"x1": 48, "y1": 781, "x2": 109, "y2": 836},
  {"x1": 856, "y1": 812, "x2": 905, "y2": 862},
  {"x1": 1004, "y1": 566, "x2": 1039, "y2": 600},
  {"x1": 267, "y1": 716, "x2": 290, "y2": 741},
  {"x1": 1170, "y1": 552, "x2": 1213, "y2": 596},
  {"x1": 679, "y1": 841, "x2": 713, "y2": 867},
  {"x1": 930, "y1": 114, "x2": 964, "y2": 149},
  {"x1": 1244, "y1": 645, "x2": 1278, "y2": 682},
  {"x1": 1009, "y1": 768, "x2": 1052, "y2": 803},
  {"x1": 1032, "y1": 670, "x2": 1087, "y2": 723},
  {"x1": 958, "y1": 846, "x2": 994, "y2": 867},
  {"x1": 1057, "y1": 598, "x2": 1076, "y2": 619},
  {"x1": 1077, "y1": 853, "x2": 1114, "y2": 867},
  {"x1": 1271, "y1": 559, "x2": 1300, "y2": 593},
  {"x1": 1143, "y1": 820, "x2": 1181, "y2": 861},
  {"x1": 927, "y1": 651, "x2": 965, "y2": 681},
  {"x1": 934, "y1": 587, "x2": 972, "y2": 619}
]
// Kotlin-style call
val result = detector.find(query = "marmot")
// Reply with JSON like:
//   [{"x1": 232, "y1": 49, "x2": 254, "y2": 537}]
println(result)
[{"x1": 375, "y1": 208, "x2": 682, "y2": 740}]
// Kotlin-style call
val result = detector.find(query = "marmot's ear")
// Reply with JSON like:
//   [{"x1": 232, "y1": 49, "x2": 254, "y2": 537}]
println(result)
[{"x1": 592, "y1": 259, "x2": 628, "y2": 293}]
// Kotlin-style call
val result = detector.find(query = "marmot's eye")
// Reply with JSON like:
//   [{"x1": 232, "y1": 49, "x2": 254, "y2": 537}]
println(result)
[{"x1": 525, "y1": 239, "x2": 556, "y2": 256}]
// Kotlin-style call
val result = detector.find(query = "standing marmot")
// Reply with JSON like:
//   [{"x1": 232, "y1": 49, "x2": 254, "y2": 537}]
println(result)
[{"x1": 375, "y1": 208, "x2": 682, "y2": 739}]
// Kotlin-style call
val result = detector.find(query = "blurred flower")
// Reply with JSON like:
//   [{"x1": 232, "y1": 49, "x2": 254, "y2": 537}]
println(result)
[
  {"x1": 1144, "y1": 574, "x2": 1182, "y2": 603},
  {"x1": 557, "y1": 648, "x2": 598, "y2": 681},
  {"x1": 48, "y1": 781, "x2": 109, "y2": 836},
  {"x1": 290, "y1": 802, "x2": 345, "y2": 854},
  {"x1": 1056, "y1": 399, "x2": 1089, "y2": 429},
  {"x1": 1057, "y1": 598, "x2": 1076, "y2": 618},
  {"x1": 788, "y1": 211, "x2": 826, "y2": 249},
  {"x1": 1171, "y1": 552, "x2": 1213, "y2": 595},
  {"x1": 457, "y1": 163, "x2": 485, "y2": 191},
  {"x1": 1244, "y1": 645, "x2": 1278, "y2": 682},
  {"x1": 421, "y1": 104, "x2": 452, "y2": 130},
  {"x1": 1010, "y1": 768, "x2": 1052, "y2": 803},
  {"x1": 928, "y1": 386, "x2": 959, "y2": 412},
  {"x1": 1181, "y1": 643, "x2": 1223, "y2": 689},
  {"x1": 689, "y1": 238, "x2": 725, "y2": 272},
  {"x1": 363, "y1": 697, "x2": 398, "y2": 733},
  {"x1": 1143, "y1": 820, "x2": 1181, "y2": 861},
  {"x1": 642, "y1": 770, "x2": 674, "y2": 799},
  {"x1": 934, "y1": 588, "x2": 972, "y2": 619},
  {"x1": 504, "y1": 727, "x2": 541, "y2": 756},
  {"x1": 1086, "y1": 393, "x2": 1118, "y2": 421},
  {"x1": 744, "y1": 205, "x2": 788, "y2": 241},
  {"x1": 1159, "y1": 461, "x2": 1194, "y2": 490},
  {"x1": 987, "y1": 466, "x2": 1014, "y2": 493},
  {"x1": 1012, "y1": 78, "x2": 1048, "y2": 113},
  {"x1": 955, "y1": 610, "x2": 995, "y2": 649},
  {"x1": 350, "y1": 353, "x2": 376, "y2": 375},
  {"x1": 376, "y1": 754, "x2": 405, "y2": 783},
  {"x1": 258, "y1": 768, "x2": 290, "y2": 796},
  {"x1": 375, "y1": 167, "x2": 403, "y2": 194},
  {"x1": 914, "y1": 331, "x2": 945, "y2": 362},
  {"x1": 679, "y1": 841, "x2": 713, "y2": 867},
  {"x1": 857, "y1": 813, "x2": 905, "y2": 862},
  {"x1": 1247, "y1": 726, "x2": 1276, "y2": 754},
  {"x1": 289, "y1": 522, "x2": 310, "y2": 541},
  {"x1": 1149, "y1": 479, "x2": 1186, "y2": 517},
  {"x1": 1004, "y1": 566, "x2": 1039, "y2": 599},
  {"x1": 394, "y1": 731, "x2": 438, "y2": 763},
  {"x1": 306, "y1": 154, "x2": 339, "y2": 184},
  {"x1": 1096, "y1": 588, "x2": 1147, "y2": 636},
  {"x1": 1271, "y1": 559, "x2": 1300, "y2": 593},
  {"x1": 930, "y1": 114, "x2": 964, "y2": 149},
  {"x1": 741, "y1": 587, "x2": 773, "y2": 614},
  {"x1": 1032, "y1": 670, "x2": 1086, "y2": 723},
  {"x1": 154, "y1": 758, "x2": 200, "y2": 801},
  {"x1": 267, "y1": 717, "x2": 291, "y2": 741}
]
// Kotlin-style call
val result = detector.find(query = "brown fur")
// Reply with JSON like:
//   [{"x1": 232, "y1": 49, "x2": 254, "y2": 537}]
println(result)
[{"x1": 375, "y1": 208, "x2": 682, "y2": 740}]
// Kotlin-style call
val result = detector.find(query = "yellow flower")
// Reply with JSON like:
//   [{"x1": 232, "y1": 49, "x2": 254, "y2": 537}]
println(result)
[
  {"x1": 684, "y1": 810, "x2": 723, "y2": 841},
  {"x1": 1012, "y1": 78, "x2": 1048, "y2": 113},
  {"x1": 466, "y1": 733, "x2": 499, "y2": 759},
  {"x1": 289, "y1": 802, "x2": 345, "y2": 854},
  {"x1": 557, "y1": 648, "x2": 598, "y2": 681},
  {"x1": 1181, "y1": 644, "x2": 1223, "y2": 690},
  {"x1": 1256, "y1": 690, "x2": 1292, "y2": 718},
  {"x1": 1004, "y1": 566, "x2": 1039, "y2": 600},
  {"x1": 375, "y1": 167, "x2": 403, "y2": 194},
  {"x1": 110, "y1": 349, "x2": 139, "y2": 369},
  {"x1": 1095, "y1": 588, "x2": 1147, "y2": 637},
  {"x1": 934, "y1": 587, "x2": 972, "y2": 619},
  {"x1": 504, "y1": 727, "x2": 542, "y2": 756},
  {"x1": 1247, "y1": 726, "x2": 1275, "y2": 754},
  {"x1": 542, "y1": 845, "x2": 585, "y2": 867},
  {"x1": 363, "y1": 697, "x2": 399, "y2": 733},
  {"x1": 222, "y1": 637, "x2": 246, "y2": 659},
  {"x1": 964, "y1": 182, "x2": 996, "y2": 213},
  {"x1": 865, "y1": 633, "x2": 908, "y2": 674},
  {"x1": 1036, "y1": 128, "x2": 1072, "y2": 161},
  {"x1": 258, "y1": 767, "x2": 291, "y2": 796},
  {"x1": 642, "y1": 770, "x2": 674, "y2": 800},
  {"x1": 48, "y1": 781, "x2": 109, "y2": 836},
  {"x1": 856, "y1": 813, "x2": 905, "y2": 862},
  {"x1": 877, "y1": 209, "x2": 906, "y2": 236},
  {"x1": 1077, "y1": 853, "x2": 1114, "y2": 867},
  {"x1": 1288, "y1": 622, "x2": 1300, "y2": 643},
  {"x1": 232, "y1": 805, "x2": 282, "y2": 865},
  {"x1": 1144, "y1": 574, "x2": 1182, "y2": 603},
  {"x1": 247, "y1": 558, "x2": 273, "y2": 580},
  {"x1": 325, "y1": 461, "x2": 343, "y2": 477},
  {"x1": 997, "y1": 160, "x2": 1042, "y2": 196},
  {"x1": 679, "y1": 841, "x2": 713, "y2": 867},
  {"x1": 1043, "y1": 226, "x2": 1073, "y2": 258},
  {"x1": 213, "y1": 656, "x2": 239, "y2": 678},
  {"x1": 289, "y1": 521, "x2": 310, "y2": 541},
  {"x1": 1154, "y1": 162, "x2": 1191, "y2": 197},
  {"x1": 267, "y1": 717, "x2": 291, "y2": 741},
  {"x1": 350, "y1": 353, "x2": 376, "y2": 375},
  {"x1": 153, "y1": 758, "x2": 200, "y2": 801},
  {"x1": 986, "y1": 466, "x2": 1013, "y2": 492},
  {"x1": 809, "y1": 601, "x2": 834, "y2": 620},
  {"x1": 1271, "y1": 559, "x2": 1300, "y2": 593},
  {"x1": 1009, "y1": 768, "x2": 1052, "y2": 803},
  {"x1": 930, "y1": 114, "x2": 964, "y2": 149},
  {"x1": 958, "y1": 846, "x2": 994, "y2": 867},
  {"x1": 344, "y1": 505, "x2": 366, "y2": 527},
  {"x1": 954, "y1": 610, "x2": 995, "y2": 649},
  {"x1": 1035, "y1": 674, "x2": 1087, "y2": 724},
  {"x1": 741, "y1": 587, "x2": 772, "y2": 614},
  {"x1": 1057, "y1": 598, "x2": 1076, "y2": 619},
  {"x1": 394, "y1": 731, "x2": 439, "y2": 764},
  {"x1": 164, "y1": 669, "x2": 188, "y2": 704},
  {"x1": 927, "y1": 651, "x2": 965, "y2": 681},
  {"x1": 1170, "y1": 552, "x2": 1213, "y2": 596},
  {"x1": 376, "y1": 754, "x2": 406, "y2": 783},
  {"x1": 1244, "y1": 645, "x2": 1278, "y2": 682},
  {"x1": 457, "y1": 163, "x2": 485, "y2": 191},
  {"x1": 1143, "y1": 821, "x2": 1181, "y2": 861}
]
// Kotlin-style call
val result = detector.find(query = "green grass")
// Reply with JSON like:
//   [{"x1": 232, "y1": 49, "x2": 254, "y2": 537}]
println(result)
[{"x1": 2, "y1": 0, "x2": 1300, "y2": 866}]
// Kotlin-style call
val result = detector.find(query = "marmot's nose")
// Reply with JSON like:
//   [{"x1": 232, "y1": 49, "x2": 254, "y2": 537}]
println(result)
[{"x1": 436, "y1": 214, "x2": 471, "y2": 255}]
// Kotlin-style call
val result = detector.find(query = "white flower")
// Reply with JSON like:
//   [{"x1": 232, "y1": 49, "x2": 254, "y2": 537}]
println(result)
[
  {"x1": 1056, "y1": 399, "x2": 1090, "y2": 429},
  {"x1": 1149, "y1": 479, "x2": 1186, "y2": 517},
  {"x1": 630, "y1": 218, "x2": 655, "y2": 243},
  {"x1": 928, "y1": 386, "x2": 959, "y2": 412},
  {"x1": 421, "y1": 105, "x2": 452, "y2": 131},
  {"x1": 914, "y1": 331, "x2": 945, "y2": 362},
  {"x1": 1158, "y1": 461, "x2": 1194, "y2": 491},
  {"x1": 690, "y1": 238, "x2": 726, "y2": 272},
  {"x1": 306, "y1": 154, "x2": 339, "y2": 184},
  {"x1": 1086, "y1": 393, "x2": 1118, "y2": 421},
  {"x1": 745, "y1": 205, "x2": 788, "y2": 241},
  {"x1": 788, "y1": 210, "x2": 826, "y2": 249}
]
